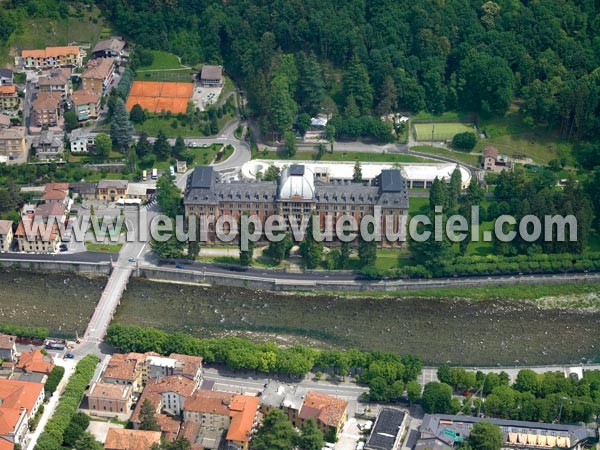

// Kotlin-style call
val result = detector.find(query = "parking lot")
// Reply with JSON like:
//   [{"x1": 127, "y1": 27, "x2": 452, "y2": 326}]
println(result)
[{"x1": 191, "y1": 85, "x2": 223, "y2": 111}]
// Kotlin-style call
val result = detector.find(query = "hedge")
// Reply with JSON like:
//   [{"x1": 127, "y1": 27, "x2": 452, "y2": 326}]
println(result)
[
  {"x1": 0, "y1": 324, "x2": 49, "y2": 340},
  {"x1": 34, "y1": 355, "x2": 99, "y2": 450},
  {"x1": 44, "y1": 366, "x2": 65, "y2": 395}
]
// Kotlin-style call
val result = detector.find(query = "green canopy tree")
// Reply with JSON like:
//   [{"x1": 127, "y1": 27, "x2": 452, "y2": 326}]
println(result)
[
  {"x1": 296, "y1": 418, "x2": 324, "y2": 450},
  {"x1": 110, "y1": 97, "x2": 135, "y2": 152},
  {"x1": 153, "y1": 130, "x2": 171, "y2": 160},
  {"x1": 139, "y1": 399, "x2": 160, "y2": 431},
  {"x1": 94, "y1": 134, "x2": 112, "y2": 160},
  {"x1": 251, "y1": 409, "x2": 298, "y2": 450},
  {"x1": 468, "y1": 422, "x2": 503, "y2": 450}
]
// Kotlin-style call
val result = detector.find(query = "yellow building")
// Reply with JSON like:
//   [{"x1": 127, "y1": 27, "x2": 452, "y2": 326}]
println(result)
[{"x1": 0, "y1": 85, "x2": 18, "y2": 110}]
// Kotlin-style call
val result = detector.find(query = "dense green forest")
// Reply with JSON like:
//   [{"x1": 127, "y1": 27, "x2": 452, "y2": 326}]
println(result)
[{"x1": 93, "y1": 0, "x2": 600, "y2": 141}]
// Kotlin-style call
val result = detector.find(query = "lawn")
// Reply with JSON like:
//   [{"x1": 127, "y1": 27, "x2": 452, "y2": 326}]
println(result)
[
  {"x1": 413, "y1": 122, "x2": 474, "y2": 141},
  {"x1": 411, "y1": 145, "x2": 480, "y2": 166},
  {"x1": 85, "y1": 242, "x2": 123, "y2": 253},
  {"x1": 137, "y1": 50, "x2": 184, "y2": 71},
  {"x1": 0, "y1": 6, "x2": 106, "y2": 65},
  {"x1": 135, "y1": 117, "x2": 207, "y2": 138},
  {"x1": 135, "y1": 51, "x2": 194, "y2": 82},
  {"x1": 257, "y1": 150, "x2": 431, "y2": 164},
  {"x1": 191, "y1": 143, "x2": 224, "y2": 166}
]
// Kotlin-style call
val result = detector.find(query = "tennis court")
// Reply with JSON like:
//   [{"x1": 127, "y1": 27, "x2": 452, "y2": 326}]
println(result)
[
  {"x1": 126, "y1": 81, "x2": 194, "y2": 114},
  {"x1": 413, "y1": 122, "x2": 474, "y2": 141}
]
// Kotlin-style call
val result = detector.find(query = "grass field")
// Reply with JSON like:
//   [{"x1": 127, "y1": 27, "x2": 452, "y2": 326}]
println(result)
[
  {"x1": 0, "y1": 269, "x2": 104, "y2": 338},
  {"x1": 411, "y1": 145, "x2": 480, "y2": 166},
  {"x1": 191, "y1": 143, "x2": 224, "y2": 166},
  {"x1": 135, "y1": 117, "x2": 207, "y2": 138},
  {"x1": 413, "y1": 122, "x2": 474, "y2": 141},
  {"x1": 114, "y1": 280, "x2": 600, "y2": 365},
  {"x1": 85, "y1": 242, "x2": 123, "y2": 253},
  {"x1": 258, "y1": 150, "x2": 431, "y2": 164},
  {"x1": 135, "y1": 51, "x2": 194, "y2": 82}
]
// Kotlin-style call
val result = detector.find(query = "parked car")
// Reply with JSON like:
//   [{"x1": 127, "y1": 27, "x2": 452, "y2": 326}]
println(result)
[
  {"x1": 128, "y1": 258, "x2": 136, "y2": 263},
  {"x1": 64, "y1": 353, "x2": 74, "y2": 359},
  {"x1": 175, "y1": 263, "x2": 184, "y2": 269}
]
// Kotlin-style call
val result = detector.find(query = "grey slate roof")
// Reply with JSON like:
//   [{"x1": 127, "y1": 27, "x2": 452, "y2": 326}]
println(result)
[
  {"x1": 366, "y1": 408, "x2": 405, "y2": 450},
  {"x1": 0, "y1": 68, "x2": 13, "y2": 79},
  {"x1": 200, "y1": 65, "x2": 223, "y2": 81}
]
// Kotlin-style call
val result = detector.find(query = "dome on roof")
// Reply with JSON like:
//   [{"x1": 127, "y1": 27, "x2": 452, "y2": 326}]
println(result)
[{"x1": 278, "y1": 165, "x2": 315, "y2": 200}]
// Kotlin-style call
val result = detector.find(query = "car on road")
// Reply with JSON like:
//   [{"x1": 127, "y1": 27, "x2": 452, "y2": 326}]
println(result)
[
  {"x1": 64, "y1": 353, "x2": 74, "y2": 359},
  {"x1": 59, "y1": 247, "x2": 68, "y2": 252},
  {"x1": 175, "y1": 263, "x2": 184, "y2": 269},
  {"x1": 128, "y1": 258, "x2": 136, "y2": 263}
]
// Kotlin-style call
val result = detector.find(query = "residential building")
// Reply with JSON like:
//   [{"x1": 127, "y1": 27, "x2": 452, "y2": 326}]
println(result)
[
  {"x1": 70, "y1": 182, "x2": 97, "y2": 201},
  {"x1": 0, "y1": 335, "x2": 16, "y2": 362},
  {"x1": 131, "y1": 375, "x2": 197, "y2": 424},
  {"x1": 226, "y1": 395, "x2": 260, "y2": 450},
  {"x1": 0, "y1": 69, "x2": 13, "y2": 86},
  {"x1": 87, "y1": 381, "x2": 132, "y2": 414},
  {"x1": 183, "y1": 390, "x2": 235, "y2": 430},
  {"x1": 0, "y1": 86, "x2": 18, "y2": 110},
  {"x1": 200, "y1": 65, "x2": 223, "y2": 87},
  {"x1": 101, "y1": 352, "x2": 145, "y2": 393},
  {"x1": 31, "y1": 131, "x2": 63, "y2": 160},
  {"x1": 72, "y1": 90, "x2": 100, "y2": 121},
  {"x1": 97, "y1": 180, "x2": 128, "y2": 202},
  {"x1": 482, "y1": 146, "x2": 513, "y2": 173},
  {"x1": 0, "y1": 115, "x2": 10, "y2": 129},
  {"x1": 42, "y1": 183, "x2": 70, "y2": 207},
  {"x1": 416, "y1": 414, "x2": 598, "y2": 450},
  {"x1": 33, "y1": 202, "x2": 66, "y2": 225},
  {"x1": 146, "y1": 354, "x2": 203, "y2": 386},
  {"x1": 0, "y1": 221, "x2": 13, "y2": 252},
  {"x1": 21, "y1": 46, "x2": 82, "y2": 70},
  {"x1": 32, "y1": 92, "x2": 61, "y2": 127},
  {"x1": 14, "y1": 218, "x2": 60, "y2": 253},
  {"x1": 15, "y1": 350, "x2": 54, "y2": 375},
  {"x1": 125, "y1": 183, "x2": 149, "y2": 203},
  {"x1": 0, "y1": 379, "x2": 45, "y2": 448},
  {"x1": 37, "y1": 69, "x2": 72, "y2": 96},
  {"x1": 176, "y1": 160, "x2": 187, "y2": 173},
  {"x1": 69, "y1": 129, "x2": 96, "y2": 153},
  {"x1": 104, "y1": 429, "x2": 161, "y2": 450},
  {"x1": 91, "y1": 37, "x2": 126, "y2": 60},
  {"x1": 0, "y1": 128, "x2": 25, "y2": 160},
  {"x1": 297, "y1": 391, "x2": 347, "y2": 439},
  {"x1": 184, "y1": 165, "x2": 409, "y2": 247},
  {"x1": 81, "y1": 58, "x2": 115, "y2": 95},
  {"x1": 365, "y1": 408, "x2": 406, "y2": 450}
]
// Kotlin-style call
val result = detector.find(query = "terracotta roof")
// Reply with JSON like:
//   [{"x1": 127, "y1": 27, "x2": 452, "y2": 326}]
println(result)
[
  {"x1": 131, "y1": 375, "x2": 196, "y2": 423},
  {"x1": 0, "y1": 128, "x2": 24, "y2": 141},
  {"x1": 34, "y1": 202, "x2": 65, "y2": 219},
  {"x1": 0, "y1": 407, "x2": 22, "y2": 436},
  {"x1": 299, "y1": 391, "x2": 347, "y2": 428},
  {"x1": 169, "y1": 353, "x2": 203, "y2": 378},
  {"x1": 104, "y1": 428, "x2": 161, "y2": 450},
  {"x1": 22, "y1": 46, "x2": 79, "y2": 59},
  {"x1": 16, "y1": 350, "x2": 54, "y2": 375},
  {"x1": 0, "y1": 379, "x2": 44, "y2": 414},
  {"x1": 38, "y1": 69, "x2": 70, "y2": 86},
  {"x1": 0, "y1": 334, "x2": 15, "y2": 350},
  {"x1": 73, "y1": 90, "x2": 100, "y2": 106},
  {"x1": 156, "y1": 414, "x2": 181, "y2": 441},
  {"x1": 102, "y1": 353, "x2": 141, "y2": 382},
  {"x1": 14, "y1": 218, "x2": 59, "y2": 241},
  {"x1": 82, "y1": 58, "x2": 114, "y2": 80},
  {"x1": 0, "y1": 115, "x2": 10, "y2": 128},
  {"x1": 43, "y1": 183, "x2": 69, "y2": 201},
  {"x1": 226, "y1": 395, "x2": 259, "y2": 443},
  {"x1": 184, "y1": 390, "x2": 234, "y2": 415},
  {"x1": 0, "y1": 438, "x2": 13, "y2": 450},
  {"x1": 33, "y1": 92, "x2": 61, "y2": 111},
  {"x1": 200, "y1": 65, "x2": 223, "y2": 81},
  {"x1": 483, "y1": 146, "x2": 499, "y2": 158},
  {"x1": 88, "y1": 381, "x2": 129, "y2": 401},
  {"x1": 0, "y1": 86, "x2": 16, "y2": 95},
  {"x1": 180, "y1": 421, "x2": 201, "y2": 444}
]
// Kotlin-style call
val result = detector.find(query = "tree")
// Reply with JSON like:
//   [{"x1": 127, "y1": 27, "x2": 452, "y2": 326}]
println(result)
[
  {"x1": 406, "y1": 380, "x2": 422, "y2": 405},
  {"x1": 110, "y1": 98, "x2": 134, "y2": 152},
  {"x1": 64, "y1": 111, "x2": 79, "y2": 132},
  {"x1": 297, "y1": 113, "x2": 312, "y2": 136},
  {"x1": 299, "y1": 215, "x2": 323, "y2": 269},
  {"x1": 270, "y1": 75, "x2": 297, "y2": 136},
  {"x1": 130, "y1": 104, "x2": 146, "y2": 124},
  {"x1": 136, "y1": 132, "x2": 152, "y2": 158},
  {"x1": 94, "y1": 134, "x2": 112, "y2": 160},
  {"x1": 74, "y1": 432, "x2": 103, "y2": 450},
  {"x1": 468, "y1": 422, "x2": 503, "y2": 450},
  {"x1": 437, "y1": 365, "x2": 453, "y2": 385},
  {"x1": 173, "y1": 136, "x2": 186, "y2": 159},
  {"x1": 153, "y1": 130, "x2": 171, "y2": 161},
  {"x1": 297, "y1": 418, "x2": 324, "y2": 450},
  {"x1": 514, "y1": 369, "x2": 539, "y2": 393},
  {"x1": 298, "y1": 53, "x2": 325, "y2": 116},
  {"x1": 265, "y1": 235, "x2": 293, "y2": 263},
  {"x1": 251, "y1": 409, "x2": 298, "y2": 450},
  {"x1": 139, "y1": 399, "x2": 160, "y2": 431},
  {"x1": 358, "y1": 236, "x2": 377, "y2": 268},
  {"x1": 429, "y1": 178, "x2": 447, "y2": 211},
  {"x1": 284, "y1": 131, "x2": 297, "y2": 157},
  {"x1": 376, "y1": 76, "x2": 398, "y2": 117},
  {"x1": 344, "y1": 56, "x2": 373, "y2": 114},
  {"x1": 156, "y1": 173, "x2": 182, "y2": 218},
  {"x1": 353, "y1": 162, "x2": 363, "y2": 183},
  {"x1": 452, "y1": 132, "x2": 477, "y2": 150},
  {"x1": 422, "y1": 382, "x2": 455, "y2": 414},
  {"x1": 264, "y1": 165, "x2": 281, "y2": 181}
]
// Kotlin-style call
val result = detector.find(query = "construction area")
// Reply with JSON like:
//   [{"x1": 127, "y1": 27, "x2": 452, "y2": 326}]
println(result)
[{"x1": 126, "y1": 81, "x2": 194, "y2": 114}]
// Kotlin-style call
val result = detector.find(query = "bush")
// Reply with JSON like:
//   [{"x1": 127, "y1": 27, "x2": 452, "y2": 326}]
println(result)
[
  {"x1": 45, "y1": 366, "x2": 65, "y2": 395},
  {"x1": 0, "y1": 324, "x2": 49, "y2": 339},
  {"x1": 451, "y1": 131, "x2": 477, "y2": 150}
]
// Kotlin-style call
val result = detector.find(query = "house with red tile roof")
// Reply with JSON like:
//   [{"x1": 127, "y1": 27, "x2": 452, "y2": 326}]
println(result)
[
  {"x1": 87, "y1": 381, "x2": 132, "y2": 414},
  {"x1": 15, "y1": 350, "x2": 54, "y2": 375},
  {"x1": 0, "y1": 379, "x2": 45, "y2": 448},
  {"x1": 21, "y1": 46, "x2": 82, "y2": 69},
  {"x1": 297, "y1": 391, "x2": 348, "y2": 439},
  {"x1": 226, "y1": 395, "x2": 260, "y2": 450},
  {"x1": 0, "y1": 336, "x2": 16, "y2": 362},
  {"x1": 183, "y1": 390, "x2": 235, "y2": 430}
]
